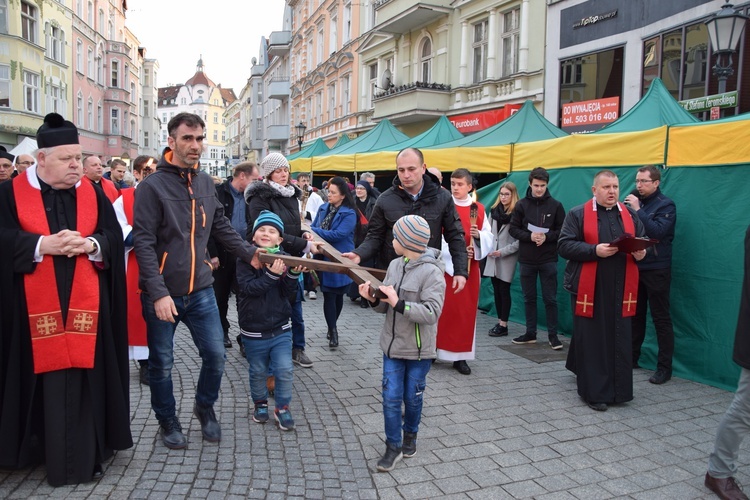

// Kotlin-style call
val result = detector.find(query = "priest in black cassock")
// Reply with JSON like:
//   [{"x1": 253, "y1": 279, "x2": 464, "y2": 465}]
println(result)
[
  {"x1": 558, "y1": 170, "x2": 647, "y2": 412},
  {"x1": 0, "y1": 113, "x2": 132, "y2": 486}
]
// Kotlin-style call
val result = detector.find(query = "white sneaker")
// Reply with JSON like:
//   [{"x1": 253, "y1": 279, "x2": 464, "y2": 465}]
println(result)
[{"x1": 308, "y1": 291, "x2": 317, "y2": 300}]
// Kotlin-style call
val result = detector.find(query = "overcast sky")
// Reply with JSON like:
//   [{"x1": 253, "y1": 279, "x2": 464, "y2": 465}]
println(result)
[{"x1": 126, "y1": 1, "x2": 287, "y2": 93}]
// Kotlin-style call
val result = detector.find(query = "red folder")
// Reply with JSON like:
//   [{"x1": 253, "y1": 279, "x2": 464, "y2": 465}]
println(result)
[{"x1": 608, "y1": 233, "x2": 659, "y2": 253}]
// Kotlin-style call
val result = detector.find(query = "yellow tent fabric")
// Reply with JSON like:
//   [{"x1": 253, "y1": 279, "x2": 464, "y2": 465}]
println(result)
[
  {"x1": 352, "y1": 145, "x2": 512, "y2": 173},
  {"x1": 667, "y1": 120, "x2": 750, "y2": 167},
  {"x1": 512, "y1": 127, "x2": 668, "y2": 171}
]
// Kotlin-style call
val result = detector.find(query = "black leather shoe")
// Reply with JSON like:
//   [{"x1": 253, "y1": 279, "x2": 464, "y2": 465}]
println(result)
[
  {"x1": 223, "y1": 333, "x2": 232, "y2": 349},
  {"x1": 360, "y1": 300, "x2": 370, "y2": 308},
  {"x1": 705, "y1": 472, "x2": 749, "y2": 500},
  {"x1": 92, "y1": 463, "x2": 103, "y2": 480},
  {"x1": 159, "y1": 417, "x2": 187, "y2": 449},
  {"x1": 453, "y1": 360, "x2": 471, "y2": 375},
  {"x1": 488, "y1": 324, "x2": 508, "y2": 337},
  {"x1": 649, "y1": 369, "x2": 672, "y2": 385},
  {"x1": 194, "y1": 403, "x2": 221, "y2": 442},
  {"x1": 329, "y1": 328, "x2": 339, "y2": 349},
  {"x1": 587, "y1": 401, "x2": 608, "y2": 411}
]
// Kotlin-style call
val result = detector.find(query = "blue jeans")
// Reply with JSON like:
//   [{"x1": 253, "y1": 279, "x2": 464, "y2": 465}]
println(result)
[
  {"x1": 519, "y1": 261, "x2": 559, "y2": 336},
  {"x1": 142, "y1": 287, "x2": 226, "y2": 422},
  {"x1": 291, "y1": 282, "x2": 305, "y2": 351},
  {"x1": 242, "y1": 331, "x2": 293, "y2": 409},
  {"x1": 382, "y1": 355, "x2": 432, "y2": 447}
]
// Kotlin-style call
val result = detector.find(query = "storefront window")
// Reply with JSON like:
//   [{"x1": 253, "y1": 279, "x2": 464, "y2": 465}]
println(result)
[
  {"x1": 559, "y1": 47, "x2": 623, "y2": 114},
  {"x1": 683, "y1": 23, "x2": 709, "y2": 101}
]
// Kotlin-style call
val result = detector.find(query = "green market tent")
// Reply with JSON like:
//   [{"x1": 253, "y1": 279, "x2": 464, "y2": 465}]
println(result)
[
  {"x1": 475, "y1": 159, "x2": 750, "y2": 392},
  {"x1": 288, "y1": 138, "x2": 330, "y2": 172},
  {"x1": 421, "y1": 100, "x2": 567, "y2": 173},
  {"x1": 354, "y1": 116, "x2": 464, "y2": 171},
  {"x1": 331, "y1": 133, "x2": 351, "y2": 149},
  {"x1": 595, "y1": 78, "x2": 699, "y2": 134},
  {"x1": 312, "y1": 119, "x2": 409, "y2": 172}
]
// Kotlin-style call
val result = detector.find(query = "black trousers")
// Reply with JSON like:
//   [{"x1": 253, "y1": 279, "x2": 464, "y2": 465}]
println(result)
[
  {"x1": 212, "y1": 260, "x2": 237, "y2": 335},
  {"x1": 490, "y1": 277, "x2": 512, "y2": 322},
  {"x1": 632, "y1": 267, "x2": 674, "y2": 372}
]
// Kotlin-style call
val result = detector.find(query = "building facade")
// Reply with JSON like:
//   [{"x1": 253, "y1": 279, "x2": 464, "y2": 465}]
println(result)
[
  {"x1": 288, "y1": 0, "x2": 363, "y2": 151},
  {"x1": 358, "y1": 0, "x2": 546, "y2": 136},
  {"x1": 1, "y1": 0, "x2": 73, "y2": 149},
  {"x1": 545, "y1": 0, "x2": 750, "y2": 128},
  {"x1": 157, "y1": 58, "x2": 234, "y2": 174},
  {"x1": 141, "y1": 57, "x2": 160, "y2": 157}
]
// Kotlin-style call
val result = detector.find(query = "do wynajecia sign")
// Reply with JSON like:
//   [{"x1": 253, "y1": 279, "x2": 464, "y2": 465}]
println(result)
[
  {"x1": 680, "y1": 91, "x2": 738, "y2": 113},
  {"x1": 561, "y1": 97, "x2": 620, "y2": 134}
]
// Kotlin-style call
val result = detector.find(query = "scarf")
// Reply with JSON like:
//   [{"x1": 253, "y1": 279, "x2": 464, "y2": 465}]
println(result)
[
  {"x1": 575, "y1": 198, "x2": 639, "y2": 318},
  {"x1": 13, "y1": 173, "x2": 101, "y2": 374},
  {"x1": 320, "y1": 204, "x2": 339, "y2": 230},
  {"x1": 267, "y1": 180, "x2": 296, "y2": 198}
]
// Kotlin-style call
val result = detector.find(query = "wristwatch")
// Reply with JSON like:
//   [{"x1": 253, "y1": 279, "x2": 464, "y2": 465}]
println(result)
[{"x1": 87, "y1": 238, "x2": 99, "y2": 255}]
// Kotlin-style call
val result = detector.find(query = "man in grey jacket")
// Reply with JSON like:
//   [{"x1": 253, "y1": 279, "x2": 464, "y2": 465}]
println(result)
[{"x1": 134, "y1": 112, "x2": 259, "y2": 450}]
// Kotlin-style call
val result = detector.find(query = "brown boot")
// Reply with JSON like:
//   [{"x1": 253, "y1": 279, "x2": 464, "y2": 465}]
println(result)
[{"x1": 266, "y1": 375, "x2": 275, "y2": 396}]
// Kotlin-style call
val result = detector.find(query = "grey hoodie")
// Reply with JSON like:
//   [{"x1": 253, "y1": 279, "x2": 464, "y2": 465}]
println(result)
[{"x1": 373, "y1": 247, "x2": 446, "y2": 360}]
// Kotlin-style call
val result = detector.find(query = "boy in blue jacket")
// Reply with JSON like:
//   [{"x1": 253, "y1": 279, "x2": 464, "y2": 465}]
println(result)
[{"x1": 236, "y1": 211, "x2": 304, "y2": 431}]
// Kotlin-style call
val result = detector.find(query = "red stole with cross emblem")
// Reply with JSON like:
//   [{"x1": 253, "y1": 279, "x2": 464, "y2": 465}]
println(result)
[
  {"x1": 13, "y1": 172, "x2": 100, "y2": 374},
  {"x1": 575, "y1": 198, "x2": 639, "y2": 318}
]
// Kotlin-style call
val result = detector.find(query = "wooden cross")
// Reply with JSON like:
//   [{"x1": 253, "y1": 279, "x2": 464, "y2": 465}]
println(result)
[
  {"x1": 257, "y1": 222, "x2": 387, "y2": 298},
  {"x1": 623, "y1": 293, "x2": 637, "y2": 312},
  {"x1": 36, "y1": 315, "x2": 58, "y2": 336},
  {"x1": 576, "y1": 294, "x2": 593, "y2": 313}
]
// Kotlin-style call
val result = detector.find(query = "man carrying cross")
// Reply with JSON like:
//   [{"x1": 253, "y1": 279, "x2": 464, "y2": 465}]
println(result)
[{"x1": 558, "y1": 170, "x2": 646, "y2": 412}]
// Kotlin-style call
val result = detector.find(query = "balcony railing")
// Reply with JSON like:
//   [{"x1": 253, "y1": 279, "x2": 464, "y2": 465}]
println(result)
[
  {"x1": 267, "y1": 124, "x2": 290, "y2": 142},
  {"x1": 373, "y1": 82, "x2": 452, "y2": 122},
  {"x1": 268, "y1": 77, "x2": 290, "y2": 100}
]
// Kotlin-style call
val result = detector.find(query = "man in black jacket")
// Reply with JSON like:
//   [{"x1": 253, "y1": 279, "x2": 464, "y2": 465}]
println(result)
[
  {"x1": 625, "y1": 165, "x2": 677, "y2": 385},
  {"x1": 509, "y1": 167, "x2": 566, "y2": 350},
  {"x1": 343, "y1": 147, "x2": 467, "y2": 293},
  {"x1": 209, "y1": 161, "x2": 259, "y2": 348},
  {"x1": 134, "y1": 113, "x2": 258, "y2": 450}
]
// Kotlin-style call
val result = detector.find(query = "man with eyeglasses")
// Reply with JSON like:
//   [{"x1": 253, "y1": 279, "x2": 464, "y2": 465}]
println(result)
[
  {"x1": 15, "y1": 154, "x2": 36, "y2": 175},
  {"x1": 625, "y1": 165, "x2": 676, "y2": 385}
]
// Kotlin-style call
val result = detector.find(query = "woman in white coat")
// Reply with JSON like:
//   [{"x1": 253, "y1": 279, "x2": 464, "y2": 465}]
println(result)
[{"x1": 483, "y1": 182, "x2": 520, "y2": 337}]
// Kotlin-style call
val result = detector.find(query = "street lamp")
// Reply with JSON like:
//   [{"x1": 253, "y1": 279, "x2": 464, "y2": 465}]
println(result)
[
  {"x1": 295, "y1": 121, "x2": 307, "y2": 151},
  {"x1": 705, "y1": 1, "x2": 748, "y2": 94},
  {"x1": 215, "y1": 160, "x2": 219, "y2": 177},
  {"x1": 243, "y1": 144, "x2": 249, "y2": 160}
]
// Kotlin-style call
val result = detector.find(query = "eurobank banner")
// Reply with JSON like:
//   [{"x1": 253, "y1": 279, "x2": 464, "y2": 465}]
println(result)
[{"x1": 448, "y1": 104, "x2": 522, "y2": 134}]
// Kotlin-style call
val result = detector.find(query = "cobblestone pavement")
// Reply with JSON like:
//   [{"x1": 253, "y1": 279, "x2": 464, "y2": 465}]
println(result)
[{"x1": 0, "y1": 293, "x2": 746, "y2": 498}]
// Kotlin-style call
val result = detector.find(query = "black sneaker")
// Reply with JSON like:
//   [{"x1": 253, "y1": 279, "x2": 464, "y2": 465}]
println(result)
[
  {"x1": 402, "y1": 432, "x2": 417, "y2": 458},
  {"x1": 512, "y1": 332, "x2": 537, "y2": 344},
  {"x1": 253, "y1": 402, "x2": 269, "y2": 424},
  {"x1": 488, "y1": 324, "x2": 508, "y2": 337},
  {"x1": 649, "y1": 369, "x2": 672, "y2": 385},
  {"x1": 194, "y1": 403, "x2": 221, "y2": 442},
  {"x1": 223, "y1": 333, "x2": 232, "y2": 349},
  {"x1": 549, "y1": 334, "x2": 563, "y2": 350},
  {"x1": 159, "y1": 417, "x2": 187, "y2": 449},
  {"x1": 453, "y1": 360, "x2": 471, "y2": 375},
  {"x1": 376, "y1": 442, "x2": 403, "y2": 472}
]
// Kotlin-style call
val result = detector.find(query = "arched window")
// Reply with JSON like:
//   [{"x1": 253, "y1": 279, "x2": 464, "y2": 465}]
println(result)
[{"x1": 420, "y1": 37, "x2": 432, "y2": 83}]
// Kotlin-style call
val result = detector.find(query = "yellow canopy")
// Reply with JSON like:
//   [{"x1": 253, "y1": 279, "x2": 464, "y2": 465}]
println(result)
[
  {"x1": 512, "y1": 127, "x2": 668, "y2": 171},
  {"x1": 667, "y1": 120, "x2": 750, "y2": 167},
  {"x1": 351, "y1": 145, "x2": 512, "y2": 173}
]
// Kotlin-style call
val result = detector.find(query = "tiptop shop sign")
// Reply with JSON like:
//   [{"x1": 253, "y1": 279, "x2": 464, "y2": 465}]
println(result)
[{"x1": 561, "y1": 97, "x2": 620, "y2": 134}]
